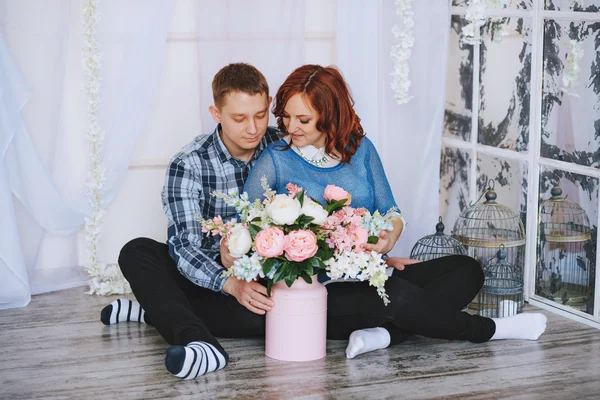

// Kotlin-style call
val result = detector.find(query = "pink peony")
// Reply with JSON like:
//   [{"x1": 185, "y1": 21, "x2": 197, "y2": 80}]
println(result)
[
  {"x1": 254, "y1": 227, "x2": 286, "y2": 258},
  {"x1": 324, "y1": 185, "x2": 351, "y2": 205},
  {"x1": 284, "y1": 230, "x2": 319, "y2": 262}
]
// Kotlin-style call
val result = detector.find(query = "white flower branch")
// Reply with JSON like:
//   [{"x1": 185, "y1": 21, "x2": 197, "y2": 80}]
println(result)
[
  {"x1": 390, "y1": 0, "x2": 415, "y2": 105},
  {"x1": 82, "y1": 0, "x2": 131, "y2": 295},
  {"x1": 462, "y1": 0, "x2": 510, "y2": 45},
  {"x1": 562, "y1": 39, "x2": 584, "y2": 97}
]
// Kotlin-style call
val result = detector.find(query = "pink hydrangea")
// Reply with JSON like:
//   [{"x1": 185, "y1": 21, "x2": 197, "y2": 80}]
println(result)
[{"x1": 286, "y1": 182, "x2": 303, "y2": 197}]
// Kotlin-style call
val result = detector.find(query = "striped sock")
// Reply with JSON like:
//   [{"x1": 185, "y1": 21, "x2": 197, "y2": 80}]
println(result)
[
  {"x1": 165, "y1": 341, "x2": 229, "y2": 380},
  {"x1": 100, "y1": 299, "x2": 151, "y2": 325}
]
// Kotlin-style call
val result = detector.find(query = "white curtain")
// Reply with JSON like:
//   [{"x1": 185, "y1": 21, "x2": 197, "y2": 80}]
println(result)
[
  {"x1": 0, "y1": 0, "x2": 173, "y2": 309},
  {"x1": 336, "y1": 0, "x2": 451, "y2": 256},
  {"x1": 195, "y1": 0, "x2": 305, "y2": 129}
]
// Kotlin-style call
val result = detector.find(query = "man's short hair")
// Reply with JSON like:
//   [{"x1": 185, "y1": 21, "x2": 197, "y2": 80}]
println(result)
[{"x1": 212, "y1": 63, "x2": 269, "y2": 108}]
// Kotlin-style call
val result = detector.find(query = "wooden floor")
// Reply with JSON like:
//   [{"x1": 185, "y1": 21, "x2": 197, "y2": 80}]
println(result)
[{"x1": 2, "y1": 288, "x2": 600, "y2": 400}]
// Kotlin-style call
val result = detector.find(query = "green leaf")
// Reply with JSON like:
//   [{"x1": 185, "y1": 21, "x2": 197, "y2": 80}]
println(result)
[
  {"x1": 304, "y1": 262, "x2": 314, "y2": 277},
  {"x1": 325, "y1": 198, "x2": 349, "y2": 214},
  {"x1": 300, "y1": 272, "x2": 313, "y2": 284},
  {"x1": 316, "y1": 247, "x2": 334, "y2": 260},
  {"x1": 284, "y1": 274, "x2": 296, "y2": 287},
  {"x1": 273, "y1": 262, "x2": 290, "y2": 284},
  {"x1": 367, "y1": 235, "x2": 379, "y2": 244},
  {"x1": 308, "y1": 195, "x2": 320, "y2": 204},
  {"x1": 261, "y1": 258, "x2": 277, "y2": 276},
  {"x1": 284, "y1": 263, "x2": 300, "y2": 287},
  {"x1": 248, "y1": 223, "x2": 262, "y2": 238},
  {"x1": 316, "y1": 258, "x2": 329, "y2": 271},
  {"x1": 297, "y1": 215, "x2": 315, "y2": 226},
  {"x1": 289, "y1": 262, "x2": 300, "y2": 277},
  {"x1": 293, "y1": 190, "x2": 305, "y2": 207},
  {"x1": 266, "y1": 279, "x2": 273, "y2": 297},
  {"x1": 308, "y1": 257, "x2": 324, "y2": 275}
]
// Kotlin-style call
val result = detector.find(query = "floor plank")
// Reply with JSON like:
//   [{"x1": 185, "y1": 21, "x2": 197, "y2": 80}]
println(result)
[{"x1": 1, "y1": 287, "x2": 600, "y2": 399}]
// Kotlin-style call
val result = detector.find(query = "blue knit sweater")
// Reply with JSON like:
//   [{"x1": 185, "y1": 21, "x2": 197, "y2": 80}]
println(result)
[{"x1": 243, "y1": 137, "x2": 398, "y2": 214}]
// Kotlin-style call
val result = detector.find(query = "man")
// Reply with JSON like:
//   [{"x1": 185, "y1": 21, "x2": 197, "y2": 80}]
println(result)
[{"x1": 100, "y1": 63, "x2": 279, "y2": 380}]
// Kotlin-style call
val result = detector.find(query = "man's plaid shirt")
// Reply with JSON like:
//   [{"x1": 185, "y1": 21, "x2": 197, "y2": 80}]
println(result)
[{"x1": 162, "y1": 125, "x2": 280, "y2": 292}]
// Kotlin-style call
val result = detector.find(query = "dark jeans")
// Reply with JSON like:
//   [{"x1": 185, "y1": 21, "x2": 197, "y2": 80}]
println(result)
[{"x1": 118, "y1": 238, "x2": 495, "y2": 353}]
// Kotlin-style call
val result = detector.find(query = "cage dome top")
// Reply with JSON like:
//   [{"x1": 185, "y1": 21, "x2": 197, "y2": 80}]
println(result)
[
  {"x1": 539, "y1": 185, "x2": 592, "y2": 243},
  {"x1": 410, "y1": 217, "x2": 467, "y2": 261},
  {"x1": 453, "y1": 180, "x2": 526, "y2": 248}
]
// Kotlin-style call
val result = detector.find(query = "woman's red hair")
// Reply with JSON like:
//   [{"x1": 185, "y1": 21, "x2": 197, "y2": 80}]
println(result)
[{"x1": 272, "y1": 65, "x2": 365, "y2": 163}]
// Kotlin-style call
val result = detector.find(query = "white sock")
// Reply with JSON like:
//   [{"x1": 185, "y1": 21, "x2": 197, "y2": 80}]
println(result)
[
  {"x1": 100, "y1": 299, "x2": 150, "y2": 325},
  {"x1": 490, "y1": 313, "x2": 548, "y2": 341},
  {"x1": 165, "y1": 341, "x2": 228, "y2": 380},
  {"x1": 345, "y1": 327, "x2": 391, "y2": 359}
]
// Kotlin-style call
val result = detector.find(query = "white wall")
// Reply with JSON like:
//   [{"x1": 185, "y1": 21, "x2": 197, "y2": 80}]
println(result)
[{"x1": 90, "y1": 0, "x2": 337, "y2": 265}]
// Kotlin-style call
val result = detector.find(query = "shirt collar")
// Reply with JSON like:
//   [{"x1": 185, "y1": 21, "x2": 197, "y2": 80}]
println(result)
[
  {"x1": 212, "y1": 124, "x2": 268, "y2": 165},
  {"x1": 212, "y1": 124, "x2": 233, "y2": 164}
]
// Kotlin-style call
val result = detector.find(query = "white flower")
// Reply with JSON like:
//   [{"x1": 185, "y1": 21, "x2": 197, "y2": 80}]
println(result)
[
  {"x1": 228, "y1": 225, "x2": 253, "y2": 258},
  {"x1": 325, "y1": 250, "x2": 389, "y2": 304},
  {"x1": 266, "y1": 194, "x2": 301, "y2": 225},
  {"x1": 301, "y1": 198, "x2": 329, "y2": 225}
]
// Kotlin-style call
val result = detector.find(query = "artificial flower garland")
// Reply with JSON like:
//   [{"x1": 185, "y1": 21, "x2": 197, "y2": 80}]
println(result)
[
  {"x1": 462, "y1": 0, "x2": 510, "y2": 44},
  {"x1": 390, "y1": 0, "x2": 415, "y2": 104},
  {"x1": 82, "y1": 0, "x2": 131, "y2": 295},
  {"x1": 563, "y1": 1, "x2": 585, "y2": 96},
  {"x1": 562, "y1": 39, "x2": 584, "y2": 96}
]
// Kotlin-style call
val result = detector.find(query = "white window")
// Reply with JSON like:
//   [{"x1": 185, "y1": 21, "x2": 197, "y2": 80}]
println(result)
[{"x1": 441, "y1": 0, "x2": 600, "y2": 326}]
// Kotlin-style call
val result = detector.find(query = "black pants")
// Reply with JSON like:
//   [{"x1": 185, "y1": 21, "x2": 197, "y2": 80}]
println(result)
[{"x1": 118, "y1": 238, "x2": 495, "y2": 354}]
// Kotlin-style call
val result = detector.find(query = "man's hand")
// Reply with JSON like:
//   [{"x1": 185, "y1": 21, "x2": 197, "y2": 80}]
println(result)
[
  {"x1": 222, "y1": 277, "x2": 274, "y2": 315},
  {"x1": 220, "y1": 238, "x2": 236, "y2": 269},
  {"x1": 386, "y1": 257, "x2": 421, "y2": 271}
]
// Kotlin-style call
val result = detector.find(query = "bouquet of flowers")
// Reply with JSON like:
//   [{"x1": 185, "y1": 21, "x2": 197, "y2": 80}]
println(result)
[{"x1": 200, "y1": 177, "x2": 401, "y2": 305}]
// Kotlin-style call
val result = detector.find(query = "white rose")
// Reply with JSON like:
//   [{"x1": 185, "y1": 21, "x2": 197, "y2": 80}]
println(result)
[
  {"x1": 301, "y1": 198, "x2": 329, "y2": 225},
  {"x1": 228, "y1": 225, "x2": 253, "y2": 258},
  {"x1": 266, "y1": 194, "x2": 301, "y2": 225}
]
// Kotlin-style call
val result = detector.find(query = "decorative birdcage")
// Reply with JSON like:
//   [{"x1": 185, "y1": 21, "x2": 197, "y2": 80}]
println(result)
[
  {"x1": 410, "y1": 217, "x2": 467, "y2": 261},
  {"x1": 453, "y1": 180, "x2": 526, "y2": 249},
  {"x1": 479, "y1": 245, "x2": 524, "y2": 318},
  {"x1": 452, "y1": 180, "x2": 526, "y2": 312},
  {"x1": 536, "y1": 185, "x2": 593, "y2": 313}
]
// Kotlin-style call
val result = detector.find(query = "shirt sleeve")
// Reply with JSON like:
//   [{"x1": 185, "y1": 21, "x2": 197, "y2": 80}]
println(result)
[
  {"x1": 162, "y1": 157, "x2": 227, "y2": 292},
  {"x1": 365, "y1": 138, "x2": 403, "y2": 217},
  {"x1": 244, "y1": 147, "x2": 278, "y2": 202}
]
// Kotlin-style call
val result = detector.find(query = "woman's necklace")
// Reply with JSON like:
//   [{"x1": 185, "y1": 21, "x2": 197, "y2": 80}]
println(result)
[{"x1": 294, "y1": 145, "x2": 330, "y2": 167}]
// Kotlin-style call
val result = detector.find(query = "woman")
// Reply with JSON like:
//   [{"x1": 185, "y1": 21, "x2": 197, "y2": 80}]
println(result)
[{"x1": 243, "y1": 64, "x2": 547, "y2": 359}]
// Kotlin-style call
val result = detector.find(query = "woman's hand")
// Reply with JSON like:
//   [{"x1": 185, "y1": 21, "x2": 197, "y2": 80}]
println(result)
[
  {"x1": 219, "y1": 238, "x2": 236, "y2": 269},
  {"x1": 361, "y1": 230, "x2": 394, "y2": 254},
  {"x1": 361, "y1": 218, "x2": 404, "y2": 255},
  {"x1": 386, "y1": 257, "x2": 421, "y2": 271}
]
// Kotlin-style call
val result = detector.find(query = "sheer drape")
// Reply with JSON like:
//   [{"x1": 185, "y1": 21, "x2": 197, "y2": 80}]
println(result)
[
  {"x1": 336, "y1": 0, "x2": 450, "y2": 256},
  {"x1": 195, "y1": 0, "x2": 305, "y2": 129},
  {"x1": 0, "y1": 0, "x2": 173, "y2": 309}
]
